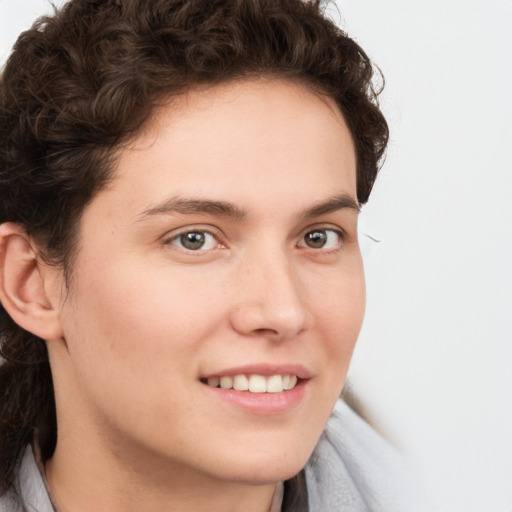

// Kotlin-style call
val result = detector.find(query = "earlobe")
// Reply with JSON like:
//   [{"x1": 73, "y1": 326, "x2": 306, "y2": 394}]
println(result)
[{"x1": 0, "y1": 223, "x2": 64, "y2": 341}]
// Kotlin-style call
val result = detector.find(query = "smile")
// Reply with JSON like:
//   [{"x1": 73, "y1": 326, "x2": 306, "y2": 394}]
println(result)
[{"x1": 203, "y1": 374, "x2": 298, "y2": 393}]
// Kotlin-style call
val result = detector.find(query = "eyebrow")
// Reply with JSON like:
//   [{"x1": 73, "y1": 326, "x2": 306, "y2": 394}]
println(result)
[
  {"x1": 136, "y1": 193, "x2": 359, "y2": 222},
  {"x1": 301, "y1": 194, "x2": 360, "y2": 218},
  {"x1": 136, "y1": 197, "x2": 246, "y2": 221}
]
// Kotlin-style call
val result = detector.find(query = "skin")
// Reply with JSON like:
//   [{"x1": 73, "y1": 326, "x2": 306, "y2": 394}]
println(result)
[{"x1": 3, "y1": 79, "x2": 365, "y2": 511}]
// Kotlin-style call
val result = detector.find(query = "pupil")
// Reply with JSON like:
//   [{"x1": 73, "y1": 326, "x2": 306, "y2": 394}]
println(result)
[
  {"x1": 306, "y1": 230, "x2": 326, "y2": 248},
  {"x1": 181, "y1": 232, "x2": 205, "y2": 250}
]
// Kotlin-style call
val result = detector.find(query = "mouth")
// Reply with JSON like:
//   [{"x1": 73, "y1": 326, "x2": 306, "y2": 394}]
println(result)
[
  {"x1": 199, "y1": 365, "x2": 310, "y2": 414},
  {"x1": 201, "y1": 374, "x2": 299, "y2": 393}
]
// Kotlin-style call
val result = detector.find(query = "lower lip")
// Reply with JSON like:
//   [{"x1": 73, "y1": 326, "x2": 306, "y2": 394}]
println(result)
[{"x1": 201, "y1": 380, "x2": 308, "y2": 415}]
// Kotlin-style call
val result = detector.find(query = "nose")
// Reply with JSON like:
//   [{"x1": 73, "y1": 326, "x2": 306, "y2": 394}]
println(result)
[{"x1": 229, "y1": 249, "x2": 311, "y2": 342}]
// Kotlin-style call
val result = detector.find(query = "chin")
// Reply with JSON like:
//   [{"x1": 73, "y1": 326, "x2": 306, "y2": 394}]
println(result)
[{"x1": 210, "y1": 448, "x2": 313, "y2": 486}]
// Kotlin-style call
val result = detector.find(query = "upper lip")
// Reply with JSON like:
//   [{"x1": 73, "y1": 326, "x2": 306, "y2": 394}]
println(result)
[{"x1": 201, "y1": 363, "x2": 311, "y2": 380}]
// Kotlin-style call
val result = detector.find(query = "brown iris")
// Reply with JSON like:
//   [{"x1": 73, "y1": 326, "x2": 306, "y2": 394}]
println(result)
[
  {"x1": 180, "y1": 232, "x2": 206, "y2": 250},
  {"x1": 304, "y1": 230, "x2": 328, "y2": 248}
]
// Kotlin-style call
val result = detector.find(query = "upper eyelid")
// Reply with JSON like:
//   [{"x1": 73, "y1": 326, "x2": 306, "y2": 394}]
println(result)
[
  {"x1": 162, "y1": 225, "x2": 224, "y2": 242},
  {"x1": 163, "y1": 229, "x2": 225, "y2": 254},
  {"x1": 300, "y1": 226, "x2": 345, "y2": 238},
  {"x1": 299, "y1": 224, "x2": 347, "y2": 239}
]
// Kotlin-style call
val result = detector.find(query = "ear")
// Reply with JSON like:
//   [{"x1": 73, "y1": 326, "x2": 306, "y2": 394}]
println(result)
[{"x1": 0, "y1": 223, "x2": 64, "y2": 341}]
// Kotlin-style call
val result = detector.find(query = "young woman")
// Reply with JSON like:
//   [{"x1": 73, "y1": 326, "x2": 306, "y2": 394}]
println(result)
[{"x1": 0, "y1": 1, "x2": 413, "y2": 510}]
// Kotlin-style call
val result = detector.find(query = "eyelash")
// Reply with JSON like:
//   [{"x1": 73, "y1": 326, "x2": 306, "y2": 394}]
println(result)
[
  {"x1": 164, "y1": 228, "x2": 224, "y2": 252},
  {"x1": 164, "y1": 226, "x2": 345, "y2": 253},
  {"x1": 297, "y1": 228, "x2": 345, "y2": 251}
]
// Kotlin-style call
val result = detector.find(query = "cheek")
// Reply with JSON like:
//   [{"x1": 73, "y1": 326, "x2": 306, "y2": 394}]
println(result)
[
  {"x1": 62, "y1": 259, "x2": 215, "y2": 387},
  {"x1": 312, "y1": 261, "x2": 366, "y2": 367},
  {"x1": 63, "y1": 255, "x2": 239, "y2": 400},
  {"x1": 59, "y1": 260, "x2": 226, "y2": 436}
]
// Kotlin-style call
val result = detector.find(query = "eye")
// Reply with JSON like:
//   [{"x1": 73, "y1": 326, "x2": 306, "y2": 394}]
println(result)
[
  {"x1": 299, "y1": 229, "x2": 342, "y2": 250},
  {"x1": 168, "y1": 230, "x2": 219, "y2": 251}
]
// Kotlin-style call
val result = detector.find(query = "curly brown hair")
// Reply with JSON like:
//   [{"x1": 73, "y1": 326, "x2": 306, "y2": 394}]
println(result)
[{"x1": 0, "y1": 0, "x2": 388, "y2": 494}]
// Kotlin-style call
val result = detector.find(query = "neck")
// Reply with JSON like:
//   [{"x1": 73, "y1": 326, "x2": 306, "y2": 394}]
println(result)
[{"x1": 45, "y1": 440, "x2": 278, "y2": 512}]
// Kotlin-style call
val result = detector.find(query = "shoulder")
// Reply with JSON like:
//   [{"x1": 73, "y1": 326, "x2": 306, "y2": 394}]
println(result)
[
  {"x1": 305, "y1": 399, "x2": 420, "y2": 512},
  {"x1": 0, "y1": 489, "x2": 24, "y2": 512},
  {"x1": 0, "y1": 446, "x2": 54, "y2": 512}
]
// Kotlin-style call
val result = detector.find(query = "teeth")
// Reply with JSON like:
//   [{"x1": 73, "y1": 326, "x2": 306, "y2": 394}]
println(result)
[
  {"x1": 284, "y1": 375, "x2": 297, "y2": 390},
  {"x1": 233, "y1": 374, "x2": 249, "y2": 391},
  {"x1": 219, "y1": 376, "x2": 233, "y2": 389},
  {"x1": 205, "y1": 374, "x2": 298, "y2": 393},
  {"x1": 207, "y1": 377, "x2": 220, "y2": 388},
  {"x1": 266, "y1": 375, "x2": 283, "y2": 393},
  {"x1": 248, "y1": 375, "x2": 267, "y2": 393}
]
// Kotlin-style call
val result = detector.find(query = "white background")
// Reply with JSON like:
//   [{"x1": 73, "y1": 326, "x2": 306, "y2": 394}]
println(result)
[{"x1": 1, "y1": 1, "x2": 511, "y2": 511}]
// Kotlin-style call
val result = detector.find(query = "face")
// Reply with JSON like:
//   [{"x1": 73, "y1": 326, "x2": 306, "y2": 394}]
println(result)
[{"x1": 52, "y1": 79, "x2": 365, "y2": 485}]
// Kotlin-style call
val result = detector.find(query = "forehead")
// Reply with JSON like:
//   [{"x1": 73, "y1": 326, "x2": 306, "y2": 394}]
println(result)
[
  {"x1": 91, "y1": 78, "x2": 357, "y2": 223},
  {"x1": 149, "y1": 78, "x2": 348, "y2": 134}
]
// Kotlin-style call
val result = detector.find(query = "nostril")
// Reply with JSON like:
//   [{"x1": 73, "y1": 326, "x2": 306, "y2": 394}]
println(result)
[{"x1": 253, "y1": 327, "x2": 279, "y2": 336}]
